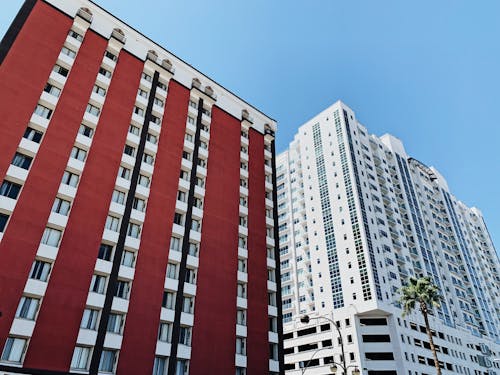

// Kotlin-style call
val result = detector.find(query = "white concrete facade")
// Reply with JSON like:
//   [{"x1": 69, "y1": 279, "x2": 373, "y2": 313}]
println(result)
[{"x1": 277, "y1": 101, "x2": 500, "y2": 375}]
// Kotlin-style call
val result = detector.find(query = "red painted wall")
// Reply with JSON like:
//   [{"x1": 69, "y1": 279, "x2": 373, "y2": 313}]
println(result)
[
  {"x1": 0, "y1": 26, "x2": 106, "y2": 353},
  {"x1": 117, "y1": 80, "x2": 190, "y2": 375},
  {"x1": 247, "y1": 130, "x2": 269, "y2": 374},
  {"x1": 0, "y1": 1, "x2": 71, "y2": 181},
  {"x1": 189, "y1": 107, "x2": 241, "y2": 374},
  {"x1": 24, "y1": 49, "x2": 143, "y2": 370}
]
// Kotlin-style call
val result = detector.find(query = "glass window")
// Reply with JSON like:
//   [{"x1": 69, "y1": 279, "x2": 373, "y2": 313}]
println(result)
[
  {"x1": 24, "y1": 126, "x2": 43, "y2": 142},
  {"x1": 15, "y1": 296, "x2": 39, "y2": 320},
  {"x1": 0, "y1": 180, "x2": 21, "y2": 199},
  {"x1": 71, "y1": 346, "x2": 90, "y2": 370},
  {"x1": 112, "y1": 190, "x2": 126, "y2": 205},
  {"x1": 90, "y1": 274, "x2": 106, "y2": 294},
  {"x1": 98, "y1": 244, "x2": 113, "y2": 261},
  {"x1": 81, "y1": 308, "x2": 99, "y2": 330},
  {"x1": 61, "y1": 46, "x2": 76, "y2": 58},
  {"x1": 1, "y1": 337, "x2": 27, "y2": 363},
  {"x1": 79, "y1": 124, "x2": 94, "y2": 138},
  {"x1": 61, "y1": 171, "x2": 79, "y2": 187},
  {"x1": 29, "y1": 260, "x2": 51, "y2": 281},
  {"x1": 51, "y1": 197, "x2": 71, "y2": 215},
  {"x1": 121, "y1": 250, "x2": 135, "y2": 267},
  {"x1": 158, "y1": 323, "x2": 172, "y2": 343},
  {"x1": 153, "y1": 356, "x2": 168, "y2": 375},
  {"x1": 98, "y1": 349, "x2": 117, "y2": 373},
  {"x1": 106, "y1": 313, "x2": 124, "y2": 334},
  {"x1": 11, "y1": 152, "x2": 33, "y2": 170},
  {"x1": 52, "y1": 64, "x2": 69, "y2": 77},
  {"x1": 41, "y1": 227, "x2": 62, "y2": 247}
]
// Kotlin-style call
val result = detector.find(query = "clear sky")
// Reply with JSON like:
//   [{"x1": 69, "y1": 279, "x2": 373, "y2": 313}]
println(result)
[{"x1": 1, "y1": 1, "x2": 499, "y2": 250}]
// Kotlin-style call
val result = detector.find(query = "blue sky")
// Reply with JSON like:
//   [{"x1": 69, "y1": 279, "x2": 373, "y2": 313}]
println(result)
[{"x1": 1, "y1": 1, "x2": 499, "y2": 249}]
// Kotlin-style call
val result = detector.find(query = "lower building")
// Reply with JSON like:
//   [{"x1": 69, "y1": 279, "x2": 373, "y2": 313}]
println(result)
[
  {"x1": 277, "y1": 101, "x2": 500, "y2": 374},
  {"x1": 0, "y1": 1, "x2": 283, "y2": 374}
]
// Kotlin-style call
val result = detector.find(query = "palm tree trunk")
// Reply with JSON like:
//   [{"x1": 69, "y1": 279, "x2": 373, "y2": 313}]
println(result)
[{"x1": 421, "y1": 302, "x2": 441, "y2": 375}]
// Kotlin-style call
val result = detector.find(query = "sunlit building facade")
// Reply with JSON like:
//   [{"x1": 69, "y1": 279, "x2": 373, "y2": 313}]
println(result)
[{"x1": 277, "y1": 101, "x2": 500, "y2": 374}]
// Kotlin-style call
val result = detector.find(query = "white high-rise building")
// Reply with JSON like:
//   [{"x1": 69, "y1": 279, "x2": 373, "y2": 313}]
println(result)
[{"x1": 277, "y1": 101, "x2": 500, "y2": 375}]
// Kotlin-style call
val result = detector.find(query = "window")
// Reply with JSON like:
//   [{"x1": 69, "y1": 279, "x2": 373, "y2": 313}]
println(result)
[
  {"x1": 162, "y1": 291, "x2": 175, "y2": 309},
  {"x1": 188, "y1": 242, "x2": 198, "y2": 257},
  {"x1": 118, "y1": 166, "x2": 131, "y2": 180},
  {"x1": 151, "y1": 114, "x2": 161, "y2": 125},
  {"x1": 187, "y1": 116, "x2": 195, "y2": 124},
  {"x1": 170, "y1": 237, "x2": 181, "y2": 251},
  {"x1": 107, "y1": 313, "x2": 124, "y2": 334},
  {"x1": 270, "y1": 343, "x2": 279, "y2": 360},
  {"x1": 142, "y1": 72, "x2": 152, "y2": 82},
  {"x1": 138, "y1": 88, "x2": 148, "y2": 98},
  {"x1": 236, "y1": 367, "x2": 246, "y2": 375},
  {"x1": 184, "y1": 268, "x2": 196, "y2": 284},
  {"x1": 237, "y1": 283, "x2": 247, "y2": 298},
  {"x1": 71, "y1": 146, "x2": 87, "y2": 162},
  {"x1": 182, "y1": 296, "x2": 194, "y2": 314},
  {"x1": 238, "y1": 259, "x2": 247, "y2": 273},
  {"x1": 11, "y1": 152, "x2": 33, "y2": 170},
  {"x1": 121, "y1": 250, "x2": 135, "y2": 267},
  {"x1": 90, "y1": 274, "x2": 106, "y2": 294},
  {"x1": 81, "y1": 308, "x2": 99, "y2": 330},
  {"x1": 237, "y1": 309, "x2": 246, "y2": 326},
  {"x1": 98, "y1": 349, "x2": 117, "y2": 373},
  {"x1": 158, "y1": 322, "x2": 172, "y2": 343},
  {"x1": 157, "y1": 81, "x2": 167, "y2": 91},
  {"x1": 0, "y1": 180, "x2": 21, "y2": 199},
  {"x1": 99, "y1": 67, "x2": 111, "y2": 78},
  {"x1": 52, "y1": 197, "x2": 71, "y2": 215},
  {"x1": 104, "y1": 50, "x2": 117, "y2": 61},
  {"x1": 61, "y1": 171, "x2": 79, "y2": 187},
  {"x1": 138, "y1": 174, "x2": 150, "y2": 187},
  {"x1": 24, "y1": 127, "x2": 43, "y2": 143},
  {"x1": 112, "y1": 190, "x2": 126, "y2": 205},
  {"x1": 68, "y1": 30, "x2": 83, "y2": 42},
  {"x1": 132, "y1": 197, "x2": 146, "y2": 212},
  {"x1": 79, "y1": 124, "x2": 94, "y2": 138},
  {"x1": 153, "y1": 356, "x2": 168, "y2": 375},
  {"x1": 134, "y1": 106, "x2": 144, "y2": 117},
  {"x1": 15, "y1": 296, "x2": 39, "y2": 320},
  {"x1": 191, "y1": 219, "x2": 200, "y2": 232},
  {"x1": 177, "y1": 190, "x2": 187, "y2": 202},
  {"x1": 189, "y1": 100, "x2": 197, "y2": 109},
  {"x1": 173, "y1": 213, "x2": 184, "y2": 225},
  {"x1": 93, "y1": 84, "x2": 106, "y2": 96},
  {"x1": 129, "y1": 124, "x2": 140, "y2": 136},
  {"x1": 127, "y1": 222, "x2": 141, "y2": 238},
  {"x1": 43, "y1": 82, "x2": 61, "y2": 97},
  {"x1": 86, "y1": 104, "x2": 100, "y2": 116},
  {"x1": 147, "y1": 133, "x2": 157, "y2": 144},
  {"x1": 105, "y1": 215, "x2": 120, "y2": 232},
  {"x1": 71, "y1": 346, "x2": 90, "y2": 370},
  {"x1": 53, "y1": 64, "x2": 69, "y2": 77},
  {"x1": 167, "y1": 263, "x2": 178, "y2": 279},
  {"x1": 179, "y1": 326, "x2": 192, "y2": 346},
  {"x1": 175, "y1": 359, "x2": 189, "y2": 375},
  {"x1": 1, "y1": 337, "x2": 26, "y2": 363},
  {"x1": 154, "y1": 97, "x2": 164, "y2": 107},
  {"x1": 29, "y1": 260, "x2": 51, "y2": 281},
  {"x1": 124, "y1": 144, "x2": 135, "y2": 157},
  {"x1": 115, "y1": 280, "x2": 129, "y2": 299},
  {"x1": 41, "y1": 227, "x2": 62, "y2": 247},
  {"x1": 61, "y1": 46, "x2": 76, "y2": 58},
  {"x1": 236, "y1": 337, "x2": 246, "y2": 355},
  {"x1": 143, "y1": 153, "x2": 154, "y2": 165},
  {"x1": 98, "y1": 244, "x2": 113, "y2": 261}
]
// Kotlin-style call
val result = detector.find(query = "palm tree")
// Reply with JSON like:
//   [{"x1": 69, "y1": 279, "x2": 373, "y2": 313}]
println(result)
[{"x1": 399, "y1": 276, "x2": 443, "y2": 375}]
